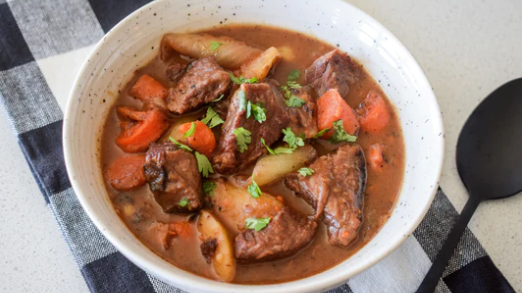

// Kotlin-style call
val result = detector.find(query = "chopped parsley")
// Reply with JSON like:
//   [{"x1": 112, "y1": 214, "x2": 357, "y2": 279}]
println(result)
[
  {"x1": 298, "y1": 167, "x2": 314, "y2": 177},
  {"x1": 250, "y1": 102, "x2": 267, "y2": 123},
  {"x1": 169, "y1": 137, "x2": 193, "y2": 152},
  {"x1": 203, "y1": 181, "x2": 217, "y2": 196},
  {"x1": 313, "y1": 128, "x2": 331, "y2": 139},
  {"x1": 210, "y1": 41, "x2": 222, "y2": 51},
  {"x1": 194, "y1": 151, "x2": 214, "y2": 178},
  {"x1": 212, "y1": 94, "x2": 225, "y2": 102},
  {"x1": 246, "y1": 100, "x2": 252, "y2": 118},
  {"x1": 245, "y1": 217, "x2": 271, "y2": 231},
  {"x1": 285, "y1": 95, "x2": 305, "y2": 107},
  {"x1": 280, "y1": 70, "x2": 305, "y2": 107},
  {"x1": 178, "y1": 197, "x2": 189, "y2": 207},
  {"x1": 329, "y1": 119, "x2": 357, "y2": 143},
  {"x1": 184, "y1": 122, "x2": 196, "y2": 138},
  {"x1": 229, "y1": 72, "x2": 258, "y2": 84},
  {"x1": 282, "y1": 128, "x2": 304, "y2": 148},
  {"x1": 200, "y1": 106, "x2": 224, "y2": 128},
  {"x1": 247, "y1": 175, "x2": 262, "y2": 199},
  {"x1": 287, "y1": 69, "x2": 301, "y2": 81},
  {"x1": 238, "y1": 90, "x2": 247, "y2": 111},
  {"x1": 261, "y1": 138, "x2": 294, "y2": 155},
  {"x1": 233, "y1": 127, "x2": 251, "y2": 153}
]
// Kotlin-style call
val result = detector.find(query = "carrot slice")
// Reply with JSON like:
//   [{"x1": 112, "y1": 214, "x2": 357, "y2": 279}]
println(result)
[
  {"x1": 178, "y1": 121, "x2": 216, "y2": 158},
  {"x1": 356, "y1": 90, "x2": 390, "y2": 133},
  {"x1": 106, "y1": 154, "x2": 146, "y2": 191},
  {"x1": 367, "y1": 144, "x2": 385, "y2": 171},
  {"x1": 129, "y1": 75, "x2": 168, "y2": 102},
  {"x1": 317, "y1": 89, "x2": 360, "y2": 139},
  {"x1": 116, "y1": 106, "x2": 170, "y2": 153},
  {"x1": 169, "y1": 222, "x2": 192, "y2": 238}
]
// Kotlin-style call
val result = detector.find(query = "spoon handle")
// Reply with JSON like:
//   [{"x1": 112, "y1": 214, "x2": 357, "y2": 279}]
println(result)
[{"x1": 416, "y1": 196, "x2": 481, "y2": 293}]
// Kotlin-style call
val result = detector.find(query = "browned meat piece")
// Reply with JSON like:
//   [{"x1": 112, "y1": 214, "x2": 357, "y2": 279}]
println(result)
[
  {"x1": 165, "y1": 62, "x2": 187, "y2": 82},
  {"x1": 234, "y1": 207, "x2": 317, "y2": 261},
  {"x1": 212, "y1": 81, "x2": 290, "y2": 174},
  {"x1": 167, "y1": 57, "x2": 231, "y2": 114},
  {"x1": 200, "y1": 238, "x2": 218, "y2": 264},
  {"x1": 285, "y1": 144, "x2": 366, "y2": 246},
  {"x1": 304, "y1": 49, "x2": 362, "y2": 98},
  {"x1": 286, "y1": 86, "x2": 318, "y2": 139},
  {"x1": 144, "y1": 143, "x2": 203, "y2": 212}
]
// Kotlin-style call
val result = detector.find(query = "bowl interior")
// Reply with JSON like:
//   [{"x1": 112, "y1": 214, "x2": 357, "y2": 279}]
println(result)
[{"x1": 63, "y1": 0, "x2": 444, "y2": 292}]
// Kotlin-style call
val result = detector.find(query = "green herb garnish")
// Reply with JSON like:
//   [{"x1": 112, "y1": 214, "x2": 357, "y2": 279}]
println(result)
[
  {"x1": 201, "y1": 106, "x2": 224, "y2": 128},
  {"x1": 285, "y1": 95, "x2": 305, "y2": 107},
  {"x1": 282, "y1": 127, "x2": 304, "y2": 148},
  {"x1": 184, "y1": 122, "x2": 196, "y2": 138},
  {"x1": 178, "y1": 197, "x2": 189, "y2": 207},
  {"x1": 251, "y1": 103, "x2": 266, "y2": 123},
  {"x1": 169, "y1": 137, "x2": 193, "y2": 152},
  {"x1": 329, "y1": 120, "x2": 357, "y2": 143},
  {"x1": 261, "y1": 138, "x2": 295, "y2": 155},
  {"x1": 245, "y1": 217, "x2": 271, "y2": 231},
  {"x1": 194, "y1": 151, "x2": 214, "y2": 178},
  {"x1": 298, "y1": 167, "x2": 314, "y2": 177},
  {"x1": 229, "y1": 72, "x2": 258, "y2": 84},
  {"x1": 212, "y1": 94, "x2": 225, "y2": 102},
  {"x1": 247, "y1": 175, "x2": 262, "y2": 199},
  {"x1": 233, "y1": 127, "x2": 252, "y2": 153},
  {"x1": 287, "y1": 69, "x2": 301, "y2": 81},
  {"x1": 203, "y1": 181, "x2": 217, "y2": 196},
  {"x1": 210, "y1": 41, "x2": 222, "y2": 51},
  {"x1": 313, "y1": 128, "x2": 331, "y2": 139},
  {"x1": 238, "y1": 90, "x2": 246, "y2": 111}
]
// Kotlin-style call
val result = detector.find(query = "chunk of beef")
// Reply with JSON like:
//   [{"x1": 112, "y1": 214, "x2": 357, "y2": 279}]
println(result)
[
  {"x1": 234, "y1": 207, "x2": 317, "y2": 261},
  {"x1": 200, "y1": 238, "x2": 218, "y2": 264},
  {"x1": 165, "y1": 62, "x2": 187, "y2": 82},
  {"x1": 285, "y1": 144, "x2": 366, "y2": 246},
  {"x1": 149, "y1": 221, "x2": 192, "y2": 249},
  {"x1": 286, "y1": 86, "x2": 318, "y2": 139},
  {"x1": 304, "y1": 49, "x2": 362, "y2": 98},
  {"x1": 167, "y1": 57, "x2": 231, "y2": 114},
  {"x1": 144, "y1": 143, "x2": 203, "y2": 212},
  {"x1": 212, "y1": 81, "x2": 290, "y2": 174}
]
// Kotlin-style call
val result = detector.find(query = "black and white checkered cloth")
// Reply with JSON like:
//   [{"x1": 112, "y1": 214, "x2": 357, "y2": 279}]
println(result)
[{"x1": 0, "y1": 0, "x2": 516, "y2": 292}]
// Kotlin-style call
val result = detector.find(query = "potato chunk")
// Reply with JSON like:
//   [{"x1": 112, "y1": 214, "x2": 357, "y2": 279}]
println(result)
[
  {"x1": 197, "y1": 210, "x2": 236, "y2": 282},
  {"x1": 238, "y1": 47, "x2": 281, "y2": 80}
]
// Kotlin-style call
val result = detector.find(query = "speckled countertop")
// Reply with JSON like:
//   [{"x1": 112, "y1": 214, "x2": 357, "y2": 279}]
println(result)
[{"x1": 1, "y1": 0, "x2": 521, "y2": 292}]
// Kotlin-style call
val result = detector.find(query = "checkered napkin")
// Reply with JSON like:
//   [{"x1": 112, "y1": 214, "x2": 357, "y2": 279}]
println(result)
[{"x1": 0, "y1": 0, "x2": 516, "y2": 292}]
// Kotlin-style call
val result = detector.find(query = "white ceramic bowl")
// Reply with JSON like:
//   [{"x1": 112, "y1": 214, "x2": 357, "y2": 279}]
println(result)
[{"x1": 63, "y1": 0, "x2": 444, "y2": 292}]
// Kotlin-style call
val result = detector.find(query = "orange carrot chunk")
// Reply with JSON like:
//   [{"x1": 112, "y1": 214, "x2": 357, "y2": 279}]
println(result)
[
  {"x1": 178, "y1": 121, "x2": 216, "y2": 158},
  {"x1": 106, "y1": 154, "x2": 146, "y2": 191},
  {"x1": 356, "y1": 90, "x2": 390, "y2": 133},
  {"x1": 317, "y1": 88, "x2": 360, "y2": 139},
  {"x1": 367, "y1": 144, "x2": 385, "y2": 171},
  {"x1": 116, "y1": 106, "x2": 170, "y2": 153},
  {"x1": 129, "y1": 75, "x2": 168, "y2": 102}
]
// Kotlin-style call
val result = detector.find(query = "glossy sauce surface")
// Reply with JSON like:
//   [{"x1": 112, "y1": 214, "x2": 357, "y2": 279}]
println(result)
[{"x1": 100, "y1": 24, "x2": 405, "y2": 284}]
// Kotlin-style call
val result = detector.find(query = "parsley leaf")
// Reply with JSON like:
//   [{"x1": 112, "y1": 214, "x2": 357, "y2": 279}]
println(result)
[
  {"x1": 286, "y1": 80, "x2": 302, "y2": 89},
  {"x1": 329, "y1": 120, "x2": 357, "y2": 143},
  {"x1": 212, "y1": 94, "x2": 224, "y2": 102},
  {"x1": 282, "y1": 127, "x2": 304, "y2": 148},
  {"x1": 245, "y1": 217, "x2": 271, "y2": 231},
  {"x1": 247, "y1": 175, "x2": 262, "y2": 199},
  {"x1": 287, "y1": 69, "x2": 301, "y2": 81},
  {"x1": 285, "y1": 95, "x2": 305, "y2": 107},
  {"x1": 210, "y1": 41, "x2": 222, "y2": 51},
  {"x1": 194, "y1": 151, "x2": 214, "y2": 177},
  {"x1": 229, "y1": 72, "x2": 258, "y2": 84},
  {"x1": 203, "y1": 181, "x2": 217, "y2": 196},
  {"x1": 246, "y1": 100, "x2": 252, "y2": 118},
  {"x1": 251, "y1": 103, "x2": 266, "y2": 123},
  {"x1": 233, "y1": 127, "x2": 251, "y2": 153},
  {"x1": 313, "y1": 128, "x2": 331, "y2": 139},
  {"x1": 298, "y1": 167, "x2": 314, "y2": 177},
  {"x1": 200, "y1": 106, "x2": 224, "y2": 128},
  {"x1": 178, "y1": 197, "x2": 189, "y2": 207},
  {"x1": 184, "y1": 122, "x2": 196, "y2": 138},
  {"x1": 238, "y1": 90, "x2": 246, "y2": 111},
  {"x1": 169, "y1": 137, "x2": 193, "y2": 152},
  {"x1": 261, "y1": 138, "x2": 295, "y2": 155}
]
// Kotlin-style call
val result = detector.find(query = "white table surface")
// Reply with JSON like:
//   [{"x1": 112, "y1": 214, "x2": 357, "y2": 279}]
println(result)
[{"x1": 1, "y1": 0, "x2": 521, "y2": 292}]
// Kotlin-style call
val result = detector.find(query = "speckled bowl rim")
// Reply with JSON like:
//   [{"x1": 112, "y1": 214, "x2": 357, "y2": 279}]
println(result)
[{"x1": 63, "y1": 0, "x2": 444, "y2": 292}]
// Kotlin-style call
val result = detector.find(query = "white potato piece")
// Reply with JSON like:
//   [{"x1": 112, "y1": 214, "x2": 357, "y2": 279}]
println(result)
[
  {"x1": 238, "y1": 47, "x2": 281, "y2": 80},
  {"x1": 162, "y1": 33, "x2": 262, "y2": 69},
  {"x1": 252, "y1": 145, "x2": 318, "y2": 186},
  {"x1": 197, "y1": 210, "x2": 236, "y2": 282},
  {"x1": 210, "y1": 179, "x2": 283, "y2": 235}
]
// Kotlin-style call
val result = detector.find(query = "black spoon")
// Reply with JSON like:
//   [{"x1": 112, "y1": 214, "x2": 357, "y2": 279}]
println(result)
[{"x1": 417, "y1": 78, "x2": 522, "y2": 293}]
